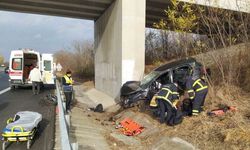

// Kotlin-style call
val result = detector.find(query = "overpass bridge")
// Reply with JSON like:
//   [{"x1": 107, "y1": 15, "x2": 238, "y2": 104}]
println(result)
[{"x1": 0, "y1": 0, "x2": 249, "y2": 99}]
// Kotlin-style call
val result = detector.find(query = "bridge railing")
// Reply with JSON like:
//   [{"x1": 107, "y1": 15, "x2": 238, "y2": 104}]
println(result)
[{"x1": 56, "y1": 80, "x2": 75, "y2": 150}]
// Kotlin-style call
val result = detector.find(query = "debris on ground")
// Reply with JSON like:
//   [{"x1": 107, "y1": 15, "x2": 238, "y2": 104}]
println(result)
[
  {"x1": 88, "y1": 103, "x2": 104, "y2": 113},
  {"x1": 71, "y1": 80, "x2": 250, "y2": 150},
  {"x1": 207, "y1": 104, "x2": 237, "y2": 116}
]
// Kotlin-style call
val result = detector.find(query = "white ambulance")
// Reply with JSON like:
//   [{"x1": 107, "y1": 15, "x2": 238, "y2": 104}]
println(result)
[{"x1": 9, "y1": 49, "x2": 55, "y2": 89}]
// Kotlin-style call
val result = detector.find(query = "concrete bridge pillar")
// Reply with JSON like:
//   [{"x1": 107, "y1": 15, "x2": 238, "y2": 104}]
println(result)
[{"x1": 94, "y1": 0, "x2": 146, "y2": 100}]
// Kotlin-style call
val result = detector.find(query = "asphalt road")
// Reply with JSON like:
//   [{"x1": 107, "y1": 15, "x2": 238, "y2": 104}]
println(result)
[
  {"x1": 0, "y1": 72, "x2": 9, "y2": 91},
  {"x1": 0, "y1": 72, "x2": 55, "y2": 150}
]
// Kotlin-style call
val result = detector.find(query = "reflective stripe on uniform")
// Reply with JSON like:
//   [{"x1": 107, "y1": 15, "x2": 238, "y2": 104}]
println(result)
[
  {"x1": 192, "y1": 79, "x2": 208, "y2": 92},
  {"x1": 188, "y1": 90, "x2": 195, "y2": 99},
  {"x1": 192, "y1": 113, "x2": 199, "y2": 116},
  {"x1": 192, "y1": 110, "x2": 199, "y2": 113},
  {"x1": 150, "y1": 96, "x2": 158, "y2": 107},
  {"x1": 196, "y1": 86, "x2": 208, "y2": 92},
  {"x1": 156, "y1": 96, "x2": 176, "y2": 109},
  {"x1": 192, "y1": 109, "x2": 199, "y2": 116},
  {"x1": 64, "y1": 75, "x2": 73, "y2": 85},
  {"x1": 158, "y1": 88, "x2": 173, "y2": 100},
  {"x1": 155, "y1": 87, "x2": 178, "y2": 109},
  {"x1": 193, "y1": 79, "x2": 202, "y2": 87},
  {"x1": 172, "y1": 92, "x2": 179, "y2": 97}
]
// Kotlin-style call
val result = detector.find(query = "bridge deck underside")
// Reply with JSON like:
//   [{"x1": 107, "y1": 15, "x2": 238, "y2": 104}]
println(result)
[
  {"x1": 0, "y1": 0, "x2": 173, "y2": 26},
  {"x1": 0, "y1": 0, "x2": 248, "y2": 33}
]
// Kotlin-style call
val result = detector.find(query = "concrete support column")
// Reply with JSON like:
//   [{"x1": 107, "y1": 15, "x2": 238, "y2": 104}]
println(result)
[{"x1": 94, "y1": 0, "x2": 145, "y2": 100}]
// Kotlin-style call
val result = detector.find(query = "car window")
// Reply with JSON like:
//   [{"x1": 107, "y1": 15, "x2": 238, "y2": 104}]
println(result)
[
  {"x1": 44, "y1": 60, "x2": 51, "y2": 71},
  {"x1": 140, "y1": 71, "x2": 160, "y2": 88},
  {"x1": 173, "y1": 65, "x2": 191, "y2": 88},
  {"x1": 12, "y1": 58, "x2": 22, "y2": 70},
  {"x1": 156, "y1": 71, "x2": 171, "y2": 85}
]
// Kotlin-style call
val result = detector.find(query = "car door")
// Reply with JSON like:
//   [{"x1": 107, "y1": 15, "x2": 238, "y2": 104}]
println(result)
[{"x1": 147, "y1": 71, "x2": 171, "y2": 100}]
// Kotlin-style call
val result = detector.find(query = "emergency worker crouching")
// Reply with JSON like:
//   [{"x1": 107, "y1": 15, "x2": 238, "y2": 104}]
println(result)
[
  {"x1": 186, "y1": 73, "x2": 208, "y2": 116},
  {"x1": 150, "y1": 83, "x2": 183, "y2": 126},
  {"x1": 62, "y1": 69, "x2": 74, "y2": 113}
]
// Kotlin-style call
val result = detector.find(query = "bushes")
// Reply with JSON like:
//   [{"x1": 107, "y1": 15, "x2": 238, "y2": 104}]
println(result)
[
  {"x1": 0, "y1": 55, "x2": 4, "y2": 65},
  {"x1": 54, "y1": 40, "x2": 94, "y2": 80}
]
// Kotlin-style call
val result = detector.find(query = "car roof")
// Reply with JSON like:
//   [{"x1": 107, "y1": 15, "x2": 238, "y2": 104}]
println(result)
[{"x1": 154, "y1": 57, "x2": 197, "y2": 72}]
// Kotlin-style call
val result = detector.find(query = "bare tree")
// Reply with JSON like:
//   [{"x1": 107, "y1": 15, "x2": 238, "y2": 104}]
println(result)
[
  {"x1": 0, "y1": 55, "x2": 4, "y2": 65},
  {"x1": 54, "y1": 40, "x2": 94, "y2": 79},
  {"x1": 72, "y1": 40, "x2": 94, "y2": 78}
]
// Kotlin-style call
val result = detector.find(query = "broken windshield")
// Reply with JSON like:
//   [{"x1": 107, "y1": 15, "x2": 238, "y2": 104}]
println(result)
[{"x1": 140, "y1": 71, "x2": 160, "y2": 89}]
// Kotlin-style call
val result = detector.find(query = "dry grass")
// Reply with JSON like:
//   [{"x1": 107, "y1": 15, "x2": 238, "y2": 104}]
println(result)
[{"x1": 142, "y1": 43, "x2": 250, "y2": 149}]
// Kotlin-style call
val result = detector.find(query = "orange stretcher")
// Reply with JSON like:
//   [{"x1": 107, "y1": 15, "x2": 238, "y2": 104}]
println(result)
[
  {"x1": 207, "y1": 106, "x2": 236, "y2": 116},
  {"x1": 117, "y1": 118, "x2": 144, "y2": 136}
]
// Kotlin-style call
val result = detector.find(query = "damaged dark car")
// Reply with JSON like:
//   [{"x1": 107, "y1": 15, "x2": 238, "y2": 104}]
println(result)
[{"x1": 120, "y1": 58, "x2": 207, "y2": 108}]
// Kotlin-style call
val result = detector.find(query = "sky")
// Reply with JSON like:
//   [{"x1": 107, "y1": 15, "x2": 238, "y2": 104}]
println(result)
[{"x1": 0, "y1": 11, "x2": 94, "y2": 61}]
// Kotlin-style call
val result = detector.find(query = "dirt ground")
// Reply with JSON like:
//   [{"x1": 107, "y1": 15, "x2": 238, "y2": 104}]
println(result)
[
  {"x1": 73, "y1": 81, "x2": 250, "y2": 150},
  {"x1": 72, "y1": 45, "x2": 250, "y2": 149}
]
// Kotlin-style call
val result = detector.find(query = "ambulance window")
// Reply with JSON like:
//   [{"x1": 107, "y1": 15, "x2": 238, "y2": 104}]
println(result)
[
  {"x1": 12, "y1": 58, "x2": 22, "y2": 70},
  {"x1": 44, "y1": 60, "x2": 51, "y2": 71}
]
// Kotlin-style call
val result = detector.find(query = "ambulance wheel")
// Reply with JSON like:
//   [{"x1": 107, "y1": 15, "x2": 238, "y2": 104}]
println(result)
[
  {"x1": 27, "y1": 139, "x2": 31, "y2": 149},
  {"x1": 2, "y1": 141, "x2": 6, "y2": 150}
]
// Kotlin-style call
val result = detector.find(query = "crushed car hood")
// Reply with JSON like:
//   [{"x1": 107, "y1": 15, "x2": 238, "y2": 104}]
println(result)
[{"x1": 120, "y1": 81, "x2": 142, "y2": 96}]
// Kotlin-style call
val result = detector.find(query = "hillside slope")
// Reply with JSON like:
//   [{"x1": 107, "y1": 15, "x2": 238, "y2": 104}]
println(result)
[{"x1": 73, "y1": 43, "x2": 250, "y2": 150}]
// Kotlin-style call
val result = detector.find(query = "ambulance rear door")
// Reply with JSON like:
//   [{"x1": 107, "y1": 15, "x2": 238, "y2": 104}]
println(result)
[
  {"x1": 9, "y1": 50, "x2": 24, "y2": 86},
  {"x1": 41, "y1": 54, "x2": 55, "y2": 85}
]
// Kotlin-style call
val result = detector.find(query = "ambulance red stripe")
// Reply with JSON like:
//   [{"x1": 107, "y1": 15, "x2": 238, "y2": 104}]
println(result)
[{"x1": 9, "y1": 71, "x2": 22, "y2": 76}]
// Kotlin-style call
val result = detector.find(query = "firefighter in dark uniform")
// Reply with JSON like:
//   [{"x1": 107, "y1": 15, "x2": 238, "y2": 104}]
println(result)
[
  {"x1": 186, "y1": 75, "x2": 208, "y2": 116},
  {"x1": 62, "y1": 69, "x2": 74, "y2": 113},
  {"x1": 150, "y1": 83, "x2": 183, "y2": 126}
]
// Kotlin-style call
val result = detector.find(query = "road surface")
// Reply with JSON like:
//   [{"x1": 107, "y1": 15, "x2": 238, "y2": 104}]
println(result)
[
  {"x1": 0, "y1": 71, "x2": 55, "y2": 150},
  {"x1": 0, "y1": 71, "x2": 9, "y2": 91}
]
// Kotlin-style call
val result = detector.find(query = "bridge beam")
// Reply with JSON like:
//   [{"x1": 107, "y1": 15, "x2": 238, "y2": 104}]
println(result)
[{"x1": 94, "y1": 0, "x2": 146, "y2": 99}]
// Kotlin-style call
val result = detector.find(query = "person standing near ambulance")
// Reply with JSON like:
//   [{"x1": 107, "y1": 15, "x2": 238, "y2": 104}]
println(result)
[
  {"x1": 28, "y1": 64, "x2": 42, "y2": 95},
  {"x1": 62, "y1": 69, "x2": 74, "y2": 113}
]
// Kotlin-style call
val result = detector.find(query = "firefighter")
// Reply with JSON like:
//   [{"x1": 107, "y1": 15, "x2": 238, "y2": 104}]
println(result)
[
  {"x1": 186, "y1": 74, "x2": 208, "y2": 116},
  {"x1": 150, "y1": 83, "x2": 183, "y2": 126},
  {"x1": 62, "y1": 69, "x2": 74, "y2": 113}
]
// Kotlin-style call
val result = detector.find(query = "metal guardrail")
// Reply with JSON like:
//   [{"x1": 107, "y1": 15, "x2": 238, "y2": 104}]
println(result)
[{"x1": 56, "y1": 80, "x2": 72, "y2": 150}]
